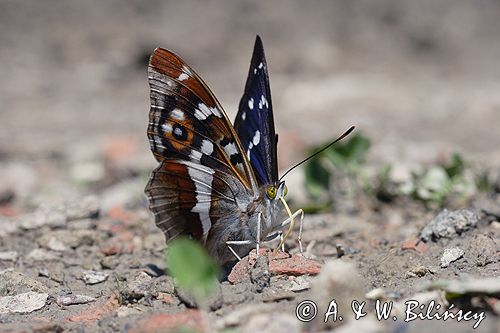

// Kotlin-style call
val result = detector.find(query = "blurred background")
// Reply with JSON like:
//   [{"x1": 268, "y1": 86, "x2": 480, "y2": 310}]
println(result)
[{"x1": 1, "y1": 0, "x2": 500, "y2": 206}]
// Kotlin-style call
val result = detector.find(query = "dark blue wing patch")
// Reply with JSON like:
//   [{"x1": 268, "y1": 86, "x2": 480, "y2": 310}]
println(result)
[{"x1": 234, "y1": 36, "x2": 278, "y2": 186}]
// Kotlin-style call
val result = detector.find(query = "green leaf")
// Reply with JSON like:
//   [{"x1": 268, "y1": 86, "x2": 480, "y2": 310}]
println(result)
[
  {"x1": 444, "y1": 153, "x2": 465, "y2": 178},
  {"x1": 166, "y1": 238, "x2": 219, "y2": 299},
  {"x1": 326, "y1": 134, "x2": 371, "y2": 166},
  {"x1": 304, "y1": 156, "x2": 331, "y2": 198}
]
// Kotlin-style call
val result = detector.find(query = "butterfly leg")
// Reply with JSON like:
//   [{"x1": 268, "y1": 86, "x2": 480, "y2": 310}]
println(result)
[
  {"x1": 226, "y1": 240, "x2": 255, "y2": 262},
  {"x1": 256, "y1": 212, "x2": 262, "y2": 259},
  {"x1": 276, "y1": 208, "x2": 304, "y2": 254}
]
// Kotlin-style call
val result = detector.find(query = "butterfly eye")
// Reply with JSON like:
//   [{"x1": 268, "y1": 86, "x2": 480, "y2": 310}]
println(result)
[
  {"x1": 266, "y1": 186, "x2": 277, "y2": 199},
  {"x1": 284, "y1": 185, "x2": 288, "y2": 197}
]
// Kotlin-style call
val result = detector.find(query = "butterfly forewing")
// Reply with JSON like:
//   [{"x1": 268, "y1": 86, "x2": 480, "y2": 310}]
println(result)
[
  {"x1": 234, "y1": 36, "x2": 278, "y2": 186},
  {"x1": 148, "y1": 48, "x2": 256, "y2": 189},
  {"x1": 146, "y1": 47, "x2": 258, "y2": 244}
]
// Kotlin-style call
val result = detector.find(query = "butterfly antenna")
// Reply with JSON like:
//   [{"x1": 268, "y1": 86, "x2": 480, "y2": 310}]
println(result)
[{"x1": 278, "y1": 126, "x2": 355, "y2": 181}]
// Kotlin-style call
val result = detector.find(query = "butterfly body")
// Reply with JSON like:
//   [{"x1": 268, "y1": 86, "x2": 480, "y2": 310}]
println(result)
[{"x1": 146, "y1": 36, "x2": 300, "y2": 264}]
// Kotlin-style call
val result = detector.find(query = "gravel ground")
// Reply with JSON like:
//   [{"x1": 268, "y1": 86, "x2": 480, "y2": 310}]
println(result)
[{"x1": 0, "y1": 1, "x2": 499, "y2": 332}]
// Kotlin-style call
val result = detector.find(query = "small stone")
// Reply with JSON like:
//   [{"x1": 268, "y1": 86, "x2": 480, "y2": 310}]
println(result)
[
  {"x1": 0, "y1": 291, "x2": 48, "y2": 314},
  {"x1": 125, "y1": 271, "x2": 154, "y2": 299},
  {"x1": 27, "y1": 249, "x2": 60, "y2": 261},
  {"x1": 175, "y1": 283, "x2": 222, "y2": 311},
  {"x1": 116, "y1": 305, "x2": 143, "y2": 317},
  {"x1": 82, "y1": 270, "x2": 109, "y2": 285},
  {"x1": 56, "y1": 294, "x2": 96, "y2": 306},
  {"x1": 420, "y1": 208, "x2": 479, "y2": 242},
  {"x1": 64, "y1": 195, "x2": 100, "y2": 221},
  {"x1": 100, "y1": 255, "x2": 120, "y2": 270},
  {"x1": 241, "y1": 313, "x2": 300, "y2": 333},
  {"x1": 289, "y1": 275, "x2": 312, "y2": 292},
  {"x1": 0, "y1": 217, "x2": 19, "y2": 236},
  {"x1": 467, "y1": 234, "x2": 497, "y2": 267},
  {"x1": 440, "y1": 247, "x2": 465, "y2": 268},
  {"x1": 20, "y1": 210, "x2": 66, "y2": 230},
  {"x1": 309, "y1": 260, "x2": 364, "y2": 331},
  {"x1": 0, "y1": 271, "x2": 49, "y2": 295},
  {"x1": 0, "y1": 251, "x2": 18, "y2": 261},
  {"x1": 67, "y1": 218, "x2": 96, "y2": 230},
  {"x1": 405, "y1": 265, "x2": 431, "y2": 278},
  {"x1": 45, "y1": 237, "x2": 68, "y2": 252},
  {"x1": 38, "y1": 268, "x2": 50, "y2": 278},
  {"x1": 70, "y1": 162, "x2": 106, "y2": 185},
  {"x1": 250, "y1": 255, "x2": 270, "y2": 293}
]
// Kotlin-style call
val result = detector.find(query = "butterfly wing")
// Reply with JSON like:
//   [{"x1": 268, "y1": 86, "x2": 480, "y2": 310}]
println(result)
[
  {"x1": 234, "y1": 36, "x2": 278, "y2": 186},
  {"x1": 146, "y1": 48, "x2": 258, "y2": 243}
]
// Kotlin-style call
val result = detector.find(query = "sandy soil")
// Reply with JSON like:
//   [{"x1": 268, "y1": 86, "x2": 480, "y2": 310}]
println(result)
[{"x1": 0, "y1": 1, "x2": 498, "y2": 332}]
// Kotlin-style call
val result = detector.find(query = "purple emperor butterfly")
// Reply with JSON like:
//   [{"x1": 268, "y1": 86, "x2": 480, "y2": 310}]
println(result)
[{"x1": 145, "y1": 36, "x2": 353, "y2": 264}]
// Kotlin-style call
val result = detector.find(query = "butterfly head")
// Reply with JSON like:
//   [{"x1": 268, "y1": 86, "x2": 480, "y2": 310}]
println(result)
[{"x1": 266, "y1": 181, "x2": 288, "y2": 202}]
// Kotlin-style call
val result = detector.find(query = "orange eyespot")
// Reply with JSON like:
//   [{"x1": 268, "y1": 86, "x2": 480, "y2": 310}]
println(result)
[{"x1": 266, "y1": 186, "x2": 277, "y2": 199}]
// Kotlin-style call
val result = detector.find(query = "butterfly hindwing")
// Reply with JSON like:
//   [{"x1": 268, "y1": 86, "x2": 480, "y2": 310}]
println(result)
[{"x1": 234, "y1": 36, "x2": 278, "y2": 186}]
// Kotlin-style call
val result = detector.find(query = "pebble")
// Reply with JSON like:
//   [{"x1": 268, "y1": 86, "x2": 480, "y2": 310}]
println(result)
[
  {"x1": 308, "y1": 260, "x2": 364, "y2": 331},
  {"x1": 116, "y1": 305, "x2": 143, "y2": 317},
  {"x1": 440, "y1": 247, "x2": 465, "y2": 268},
  {"x1": 20, "y1": 210, "x2": 66, "y2": 230},
  {"x1": 405, "y1": 265, "x2": 431, "y2": 278},
  {"x1": 0, "y1": 291, "x2": 48, "y2": 314},
  {"x1": 467, "y1": 234, "x2": 497, "y2": 267},
  {"x1": 56, "y1": 294, "x2": 96, "y2": 306},
  {"x1": 0, "y1": 271, "x2": 49, "y2": 295},
  {"x1": 126, "y1": 271, "x2": 154, "y2": 299},
  {"x1": 20, "y1": 195, "x2": 100, "y2": 230},
  {"x1": 241, "y1": 313, "x2": 300, "y2": 333},
  {"x1": 0, "y1": 251, "x2": 18, "y2": 261},
  {"x1": 27, "y1": 248, "x2": 60, "y2": 261},
  {"x1": 250, "y1": 255, "x2": 270, "y2": 293},
  {"x1": 420, "y1": 208, "x2": 479, "y2": 242},
  {"x1": 82, "y1": 270, "x2": 109, "y2": 285},
  {"x1": 0, "y1": 218, "x2": 19, "y2": 237},
  {"x1": 289, "y1": 275, "x2": 312, "y2": 292}
]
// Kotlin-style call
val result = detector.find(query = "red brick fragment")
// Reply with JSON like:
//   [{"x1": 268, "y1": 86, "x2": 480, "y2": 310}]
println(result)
[
  {"x1": 228, "y1": 248, "x2": 321, "y2": 284},
  {"x1": 128, "y1": 310, "x2": 204, "y2": 333},
  {"x1": 65, "y1": 295, "x2": 119, "y2": 322},
  {"x1": 401, "y1": 237, "x2": 428, "y2": 253}
]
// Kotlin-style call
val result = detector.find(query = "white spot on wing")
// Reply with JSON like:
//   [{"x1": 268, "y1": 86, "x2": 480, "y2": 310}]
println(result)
[
  {"x1": 194, "y1": 109, "x2": 208, "y2": 120},
  {"x1": 252, "y1": 130, "x2": 261, "y2": 146},
  {"x1": 171, "y1": 109, "x2": 185, "y2": 120},
  {"x1": 201, "y1": 140, "x2": 214, "y2": 155},
  {"x1": 241, "y1": 112, "x2": 246, "y2": 120},
  {"x1": 154, "y1": 137, "x2": 165, "y2": 151},
  {"x1": 178, "y1": 73, "x2": 189, "y2": 81},
  {"x1": 258, "y1": 95, "x2": 267, "y2": 110},
  {"x1": 199, "y1": 103, "x2": 222, "y2": 118},
  {"x1": 173, "y1": 126, "x2": 183, "y2": 137},
  {"x1": 224, "y1": 142, "x2": 238, "y2": 156},
  {"x1": 190, "y1": 150, "x2": 202, "y2": 162},
  {"x1": 258, "y1": 62, "x2": 264, "y2": 69},
  {"x1": 162, "y1": 123, "x2": 172, "y2": 133},
  {"x1": 248, "y1": 98, "x2": 254, "y2": 110},
  {"x1": 182, "y1": 66, "x2": 193, "y2": 76},
  {"x1": 186, "y1": 164, "x2": 214, "y2": 239}
]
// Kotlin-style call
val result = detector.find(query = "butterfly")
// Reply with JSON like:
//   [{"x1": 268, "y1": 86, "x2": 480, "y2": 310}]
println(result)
[{"x1": 145, "y1": 36, "x2": 305, "y2": 265}]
